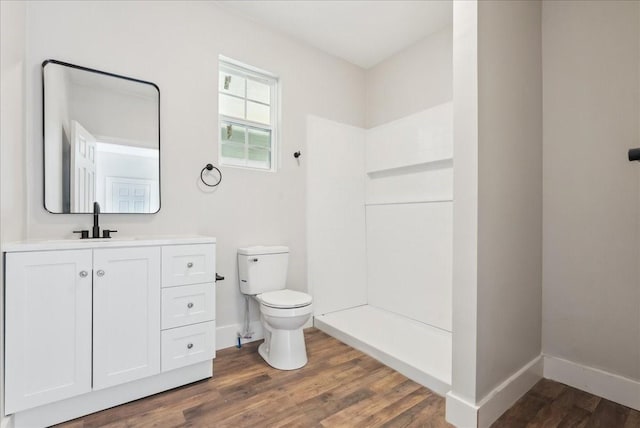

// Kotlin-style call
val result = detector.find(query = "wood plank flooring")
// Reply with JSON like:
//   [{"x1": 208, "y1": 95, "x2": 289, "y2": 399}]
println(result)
[
  {"x1": 56, "y1": 328, "x2": 451, "y2": 428},
  {"x1": 55, "y1": 328, "x2": 639, "y2": 428},
  {"x1": 492, "y1": 378, "x2": 640, "y2": 428}
]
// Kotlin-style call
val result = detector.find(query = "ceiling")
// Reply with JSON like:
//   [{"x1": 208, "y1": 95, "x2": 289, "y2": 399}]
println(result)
[{"x1": 216, "y1": 1, "x2": 453, "y2": 69}]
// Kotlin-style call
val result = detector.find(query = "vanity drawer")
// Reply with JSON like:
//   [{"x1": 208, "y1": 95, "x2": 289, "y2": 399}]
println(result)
[
  {"x1": 161, "y1": 321, "x2": 215, "y2": 372},
  {"x1": 162, "y1": 244, "x2": 215, "y2": 287},
  {"x1": 162, "y1": 283, "x2": 215, "y2": 329}
]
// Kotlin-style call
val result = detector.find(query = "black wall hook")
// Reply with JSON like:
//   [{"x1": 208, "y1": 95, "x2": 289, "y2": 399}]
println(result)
[
  {"x1": 294, "y1": 151, "x2": 301, "y2": 159},
  {"x1": 200, "y1": 163, "x2": 222, "y2": 187}
]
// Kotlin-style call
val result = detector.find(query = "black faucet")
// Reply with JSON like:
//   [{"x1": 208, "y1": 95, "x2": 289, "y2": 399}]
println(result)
[
  {"x1": 73, "y1": 202, "x2": 117, "y2": 239},
  {"x1": 92, "y1": 201, "x2": 101, "y2": 238}
]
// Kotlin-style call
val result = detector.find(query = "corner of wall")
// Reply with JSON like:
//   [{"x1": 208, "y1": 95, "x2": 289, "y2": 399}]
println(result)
[
  {"x1": 447, "y1": 355, "x2": 543, "y2": 428},
  {"x1": 450, "y1": 0, "x2": 479, "y2": 406},
  {"x1": 1, "y1": 1, "x2": 27, "y2": 424}
]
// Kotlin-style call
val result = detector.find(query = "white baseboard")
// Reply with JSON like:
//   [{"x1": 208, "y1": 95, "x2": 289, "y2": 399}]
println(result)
[
  {"x1": 446, "y1": 355, "x2": 542, "y2": 428},
  {"x1": 215, "y1": 318, "x2": 314, "y2": 351},
  {"x1": 1, "y1": 415, "x2": 14, "y2": 428},
  {"x1": 543, "y1": 354, "x2": 640, "y2": 411},
  {"x1": 477, "y1": 356, "x2": 542, "y2": 427},
  {"x1": 445, "y1": 392, "x2": 478, "y2": 428}
]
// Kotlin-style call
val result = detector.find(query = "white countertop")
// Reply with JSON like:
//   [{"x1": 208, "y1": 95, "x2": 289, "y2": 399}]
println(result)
[{"x1": 2, "y1": 235, "x2": 216, "y2": 253}]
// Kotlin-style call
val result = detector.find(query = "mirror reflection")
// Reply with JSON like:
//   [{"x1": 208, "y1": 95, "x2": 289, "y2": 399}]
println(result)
[{"x1": 43, "y1": 60, "x2": 160, "y2": 214}]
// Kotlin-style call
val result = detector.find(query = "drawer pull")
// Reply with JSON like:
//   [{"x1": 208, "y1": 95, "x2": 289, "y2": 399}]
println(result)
[
  {"x1": 79, "y1": 270, "x2": 88, "y2": 278},
  {"x1": 187, "y1": 262, "x2": 194, "y2": 268},
  {"x1": 96, "y1": 270, "x2": 105, "y2": 277},
  {"x1": 187, "y1": 302, "x2": 194, "y2": 309},
  {"x1": 187, "y1": 343, "x2": 194, "y2": 349}
]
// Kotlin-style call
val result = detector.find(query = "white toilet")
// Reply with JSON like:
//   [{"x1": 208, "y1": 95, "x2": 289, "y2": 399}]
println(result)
[{"x1": 237, "y1": 246, "x2": 313, "y2": 370}]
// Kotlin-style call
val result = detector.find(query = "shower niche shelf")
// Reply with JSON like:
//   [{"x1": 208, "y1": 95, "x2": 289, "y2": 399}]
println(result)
[{"x1": 366, "y1": 156, "x2": 453, "y2": 177}]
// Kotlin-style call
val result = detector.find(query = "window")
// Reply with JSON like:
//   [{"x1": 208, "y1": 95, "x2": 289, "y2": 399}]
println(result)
[{"x1": 218, "y1": 58, "x2": 278, "y2": 171}]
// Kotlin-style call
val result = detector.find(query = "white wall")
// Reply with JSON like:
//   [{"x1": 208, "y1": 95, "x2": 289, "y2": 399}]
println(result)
[
  {"x1": 542, "y1": 0, "x2": 639, "y2": 382},
  {"x1": 1, "y1": 1, "x2": 28, "y2": 424},
  {"x1": 306, "y1": 116, "x2": 367, "y2": 316},
  {"x1": 448, "y1": 2, "x2": 542, "y2": 426},
  {"x1": 475, "y1": 0, "x2": 543, "y2": 400},
  {"x1": 365, "y1": 25, "x2": 453, "y2": 128},
  {"x1": 23, "y1": 0, "x2": 365, "y2": 345}
]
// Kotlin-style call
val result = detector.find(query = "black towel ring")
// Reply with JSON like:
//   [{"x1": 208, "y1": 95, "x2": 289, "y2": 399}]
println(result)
[{"x1": 200, "y1": 163, "x2": 222, "y2": 187}]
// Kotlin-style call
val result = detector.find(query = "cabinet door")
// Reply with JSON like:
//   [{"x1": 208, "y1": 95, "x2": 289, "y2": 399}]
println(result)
[
  {"x1": 93, "y1": 247, "x2": 161, "y2": 390},
  {"x1": 5, "y1": 250, "x2": 93, "y2": 414}
]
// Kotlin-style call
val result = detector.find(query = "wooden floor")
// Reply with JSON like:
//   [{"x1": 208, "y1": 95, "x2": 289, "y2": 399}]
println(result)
[
  {"x1": 57, "y1": 328, "x2": 450, "y2": 428},
  {"x1": 492, "y1": 378, "x2": 640, "y2": 428},
  {"x1": 55, "y1": 328, "x2": 638, "y2": 428}
]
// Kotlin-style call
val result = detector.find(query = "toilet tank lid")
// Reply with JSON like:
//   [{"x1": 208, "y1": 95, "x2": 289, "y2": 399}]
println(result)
[{"x1": 238, "y1": 245, "x2": 289, "y2": 256}]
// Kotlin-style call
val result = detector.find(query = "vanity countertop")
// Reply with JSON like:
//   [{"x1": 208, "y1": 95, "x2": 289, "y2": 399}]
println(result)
[{"x1": 3, "y1": 235, "x2": 216, "y2": 253}]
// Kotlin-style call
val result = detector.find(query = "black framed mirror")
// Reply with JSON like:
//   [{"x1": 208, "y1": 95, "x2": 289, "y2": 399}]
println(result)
[{"x1": 43, "y1": 60, "x2": 160, "y2": 214}]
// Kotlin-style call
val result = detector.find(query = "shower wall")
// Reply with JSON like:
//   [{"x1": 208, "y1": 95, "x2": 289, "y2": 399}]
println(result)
[
  {"x1": 365, "y1": 103, "x2": 453, "y2": 331},
  {"x1": 306, "y1": 116, "x2": 367, "y2": 316},
  {"x1": 307, "y1": 25, "x2": 454, "y2": 331},
  {"x1": 307, "y1": 100, "x2": 453, "y2": 329}
]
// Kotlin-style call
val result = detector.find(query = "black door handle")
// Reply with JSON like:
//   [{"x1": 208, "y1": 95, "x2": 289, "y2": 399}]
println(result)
[{"x1": 629, "y1": 148, "x2": 640, "y2": 162}]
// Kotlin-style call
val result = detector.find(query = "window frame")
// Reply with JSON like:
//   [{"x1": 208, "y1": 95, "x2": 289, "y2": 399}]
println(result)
[{"x1": 218, "y1": 57, "x2": 279, "y2": 172}]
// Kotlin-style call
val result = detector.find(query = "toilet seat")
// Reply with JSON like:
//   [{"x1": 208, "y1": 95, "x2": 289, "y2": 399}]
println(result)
[{"x1": 257, "y1": 289, "x2": 312, "y2": 309}]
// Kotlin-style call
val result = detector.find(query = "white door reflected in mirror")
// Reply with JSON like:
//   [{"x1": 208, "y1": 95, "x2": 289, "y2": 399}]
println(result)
[
  {"x1": 68, "y1": 122, "x2": 159, "y2": 214},
  {"x1": 70, "y1": 120, "x2": 97, "y2": 212}
]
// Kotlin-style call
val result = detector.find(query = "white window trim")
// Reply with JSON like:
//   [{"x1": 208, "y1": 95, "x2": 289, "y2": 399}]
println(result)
[{"x1": 218, "y1": 57, "x2": 279, "y2": 172}]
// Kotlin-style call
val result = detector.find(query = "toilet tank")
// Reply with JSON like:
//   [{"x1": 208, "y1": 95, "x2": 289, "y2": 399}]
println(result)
[{"x1": 238, "y1": 246, "x2": 289, "y2": 295}]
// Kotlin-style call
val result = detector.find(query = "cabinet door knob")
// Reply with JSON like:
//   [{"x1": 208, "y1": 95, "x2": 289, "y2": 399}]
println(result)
[
  {"x1": 187, "y1": 302, "x2": 194, "y2": 309},
  {"x1": 187, "y1": 343, "x2": 194, "y2": 349},
  {"x1": 79, "y1": 270, "x2": 88, "y2": 278},
  {"x1": 187, "y1": 262, "x2": 194, "y2": 268},
  {"x1": 96, "y1": 270, "x2": 105, "y2": 277}
]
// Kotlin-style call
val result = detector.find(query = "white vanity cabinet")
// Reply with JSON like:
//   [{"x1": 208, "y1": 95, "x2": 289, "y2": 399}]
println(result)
[{"x1": 3, "y1": 237, "x2": 216, "y2": 428}]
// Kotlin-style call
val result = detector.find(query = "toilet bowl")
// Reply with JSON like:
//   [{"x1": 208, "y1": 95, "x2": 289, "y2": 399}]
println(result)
[
  {"x1": 238, "y1": 247, "x2": 313, "y2": 370},
  {"x1": 255, "y1": 290, "x2": 312, "y2": 370}
]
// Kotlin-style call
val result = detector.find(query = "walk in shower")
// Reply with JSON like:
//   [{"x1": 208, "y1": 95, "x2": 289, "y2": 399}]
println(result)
[{"x1": 306, "y1": 99, "x2": 453, "y2": 394}]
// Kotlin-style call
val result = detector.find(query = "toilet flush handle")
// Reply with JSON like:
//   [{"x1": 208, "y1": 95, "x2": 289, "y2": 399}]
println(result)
[{"x1": 251, "y1": 258, "x2": 259, "y2": 262}]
